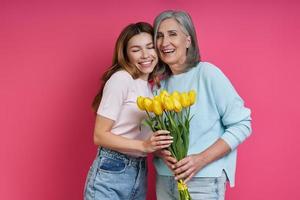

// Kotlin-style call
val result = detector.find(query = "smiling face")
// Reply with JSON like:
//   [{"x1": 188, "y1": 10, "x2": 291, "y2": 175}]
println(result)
[
  {"x1": 126, "y1": 32, "x2": 158, "y2": 80},
  {"x1": 156, "y1": 18, "x2": 191, "y2": 75}
]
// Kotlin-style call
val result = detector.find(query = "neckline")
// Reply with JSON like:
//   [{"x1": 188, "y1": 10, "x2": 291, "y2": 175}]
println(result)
[
  {"x1": 136, "y1": 78, "x2": 149, "y2": 84},
  {"x1": 170, "y1": 68, "x2": 193, "y2": 79},
  {"x1": 169, "y1": 62, "x2": 200, "y2": 79}
]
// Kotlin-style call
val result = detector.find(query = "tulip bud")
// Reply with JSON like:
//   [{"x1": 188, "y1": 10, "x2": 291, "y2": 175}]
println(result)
[
  {"x1": 171, "y1": 91, "x2": 181, "y2": 102},
  {"x1": 160, "y1": 90, "x2": 169, "y2": 97},
  {"x1": 163, "y1": 96, "x2": 174, "y2": 111},
  {"x1": 172, "y1": 97, "x2": 182, "y2": 112},
  {"x1": 137, "y1": 96, "x2": 145, "y2": 110},
  {"x1": 154, "y1": 95, "x2": 165, "y2": 110},
  {"x1": 154, "y1": 95, "x2": 161, "y2": 102},
  {"x1": 159, "y1": 90, "x2": 169, "y2": 106},
  {"x1": 180, "y1": 92, "x2": 190, "y2": 108},
  {"x1": 143, "y1": 98, "x2": 153, "y2": 112},
  {"x1": 188, "y1": 90, "x2": 196, "y2": 105},
  {"x1": 152, "y1": 99, "x2": 163, "y2": 115}
]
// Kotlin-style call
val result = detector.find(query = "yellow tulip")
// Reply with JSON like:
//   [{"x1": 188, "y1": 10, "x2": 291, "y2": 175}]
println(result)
[
  {"x1": 144, "y1": 98, "x2": 154, "y2": 112},
  {"x1": 143, "y1": 98, "x2": 153, "y2": 112},
  {"x1": 180, "y1": 92, "x2": 190, "y2": 108},
  {"x1": 159, "y1": 90, "x2": 170, "y2": 107},
  {"x1": 154, "y1": 95, "x2": 161, "y2": 102},
  {"x1": 160, "y1": 90, "x2": 169, "y2": 97},
  {"x1": 137, "y1": 96, "x2": 145, "y2": 110},
  {"x1": 152, "y1": 99, "x2": 163, "y2": 115},
  {"x1": 163, "y1": 96, "x2": 174, "y2": 111},
  {"x1": 171, "y1": 91, "x2": 181, "y2": 102},
  {"x1": 188, "y1": 90, "x2": 197, "y2": 105},
  {"x1": 154, "y1": 95, "x2": 165, "y2": 110},
  {"x1": 172, "y1": 97, "x2": 182, "y2": 112}
]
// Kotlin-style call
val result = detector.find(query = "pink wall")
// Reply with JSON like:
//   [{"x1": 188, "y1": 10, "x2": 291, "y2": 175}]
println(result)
[{"x1": 1, "y1": 0, "x2": 300, "y2": 199}]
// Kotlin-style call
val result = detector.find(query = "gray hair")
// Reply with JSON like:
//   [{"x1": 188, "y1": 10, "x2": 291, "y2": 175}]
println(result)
[{"x1": 153, "y1": 10, "x2": 200, "y2": 74}]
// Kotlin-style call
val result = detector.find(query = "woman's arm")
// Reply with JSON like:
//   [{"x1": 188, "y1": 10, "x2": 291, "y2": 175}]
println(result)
[
  {"x1": 93, "y1": 115, "x2": 173, "y2": 153},
  {"x1": 172, "y1": 64, "x2": 252, "y2": 183}
]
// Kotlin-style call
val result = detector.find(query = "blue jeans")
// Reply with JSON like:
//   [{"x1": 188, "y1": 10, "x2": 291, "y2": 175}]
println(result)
[
  {"x1": 84, "y1": 147, "x2": 147, "y2": 200},
  {"x1": 156, "y1": 171, "x2": 227, "y2": 200}
]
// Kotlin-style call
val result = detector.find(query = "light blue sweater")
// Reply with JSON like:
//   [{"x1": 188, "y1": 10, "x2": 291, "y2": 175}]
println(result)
[{"x1": 153, "y1": 62, "x2": 252, "y2": 187}]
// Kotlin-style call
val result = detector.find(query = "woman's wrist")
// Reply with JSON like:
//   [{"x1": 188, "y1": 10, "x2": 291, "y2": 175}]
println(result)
[
  {"x1": 140, "y1": 140, "x2": 148, "y2": 153},
  {"x1": 195, "y1": 152, "x2": 209, "y2": 169},
  {"x1": 196, "y1": 138, "x2": 231, "y2": 168}
]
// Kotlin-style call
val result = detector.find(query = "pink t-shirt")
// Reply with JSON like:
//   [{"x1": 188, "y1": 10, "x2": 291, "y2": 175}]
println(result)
[{"x1": 97, "y1": 70, "x2": 153, "y2": 156}]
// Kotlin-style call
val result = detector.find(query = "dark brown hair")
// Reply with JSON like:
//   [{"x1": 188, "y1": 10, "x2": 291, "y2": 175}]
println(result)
[{"x1": 92, "y1": 22, "x2": 157, "y2": 112}]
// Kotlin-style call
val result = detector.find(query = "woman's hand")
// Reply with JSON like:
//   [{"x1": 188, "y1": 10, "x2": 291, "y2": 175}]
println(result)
[
  {"x1": 142, "y1": 130, "x2": 173, "y2": 153},
  {"x1": 154, "y1": 149, "x2": 177, "y2": 171},
  {"x1": 173, "y1": 139, "x2": 231, "y2": 183},
  {"x1": 173, "y1": 154, "x2": 205, "y2": 183}
]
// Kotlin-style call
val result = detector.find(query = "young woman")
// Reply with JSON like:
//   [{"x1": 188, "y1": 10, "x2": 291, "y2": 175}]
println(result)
[
  {"x1": 84, "y1": 22, "x2": 173, "y2": 200},
  {"x1": 153, "y1": 10, "x2": 252, "y2": 200}
]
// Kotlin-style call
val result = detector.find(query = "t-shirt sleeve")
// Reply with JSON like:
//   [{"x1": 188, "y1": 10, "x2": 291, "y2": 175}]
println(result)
[{"x1": 97, "y1": 71, "x2": 131, "y2": 121}]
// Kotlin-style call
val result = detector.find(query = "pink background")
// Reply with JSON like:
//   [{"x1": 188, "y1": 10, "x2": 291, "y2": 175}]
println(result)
[{"x1": 1, "y1": 0, "x2": 300, "y2": 199}]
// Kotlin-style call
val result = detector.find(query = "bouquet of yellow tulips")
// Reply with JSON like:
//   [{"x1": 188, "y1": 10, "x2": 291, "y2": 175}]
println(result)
[{"x1": 137, "y1": 89, "x2": 196, "y2": 200}]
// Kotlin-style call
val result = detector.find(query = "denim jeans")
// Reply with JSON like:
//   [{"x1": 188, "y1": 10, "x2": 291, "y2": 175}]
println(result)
[
  {"x1": 84, "y1": 147, "x2": 147, "y2": 200},
  {"x1": 156, "y1": 171, "x2": 227, "y2": 200}
]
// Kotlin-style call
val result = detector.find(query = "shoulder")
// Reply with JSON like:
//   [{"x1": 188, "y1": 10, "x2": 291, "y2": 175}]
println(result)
[
  {"x1": 196, "y1": 62, "x2": 227, "y2": 82},
  {"x1": 108, "y1": 70, "x2": 133, "y2": 83},
  {"x1": 198, "y1": 62, "x2": 223, "y2": 75},
  {"x1": 104, "y1": 70, "x2": 133, "y2": 92}
]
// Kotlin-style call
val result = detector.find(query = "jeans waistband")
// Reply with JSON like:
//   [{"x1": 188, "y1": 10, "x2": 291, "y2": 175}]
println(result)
[{"x1": 98, "y1": 147, "x2": 146, "y2": 168}]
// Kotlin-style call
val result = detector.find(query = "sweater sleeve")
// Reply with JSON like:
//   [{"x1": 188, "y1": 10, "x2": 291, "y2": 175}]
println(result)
[{"x1": 206, "y1": 63, "x2": 252, "y2": 150}]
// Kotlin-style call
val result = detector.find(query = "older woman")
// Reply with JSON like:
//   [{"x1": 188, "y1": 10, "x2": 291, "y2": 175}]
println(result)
[{"x1": 153, "y1": 10, "x2": 252, "y2": 200}]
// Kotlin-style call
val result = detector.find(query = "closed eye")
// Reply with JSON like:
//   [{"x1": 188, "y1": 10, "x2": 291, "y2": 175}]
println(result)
[
  {"x1": 156, "y1": 33, "x2": 163, "y2": 39},
  {"x1": 131, "y1": 49, "x2": 140, "y2": 52},
  {"x1": 169, "y1": 32, "x2": 177, "y2": 37}
]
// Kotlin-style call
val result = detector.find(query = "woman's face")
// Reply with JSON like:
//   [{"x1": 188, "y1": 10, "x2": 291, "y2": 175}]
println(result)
[
  {"x1": 156, "y1": 18, "x2": 191, "y2": 74},
  {"x1": 127, "y1": 32, "x2": 158, "y2": 80}
]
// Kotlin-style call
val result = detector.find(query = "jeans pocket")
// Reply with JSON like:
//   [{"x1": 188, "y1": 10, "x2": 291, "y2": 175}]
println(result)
[{"x1": 98, "y1": 156, "x2": 126, "y2": 174}]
